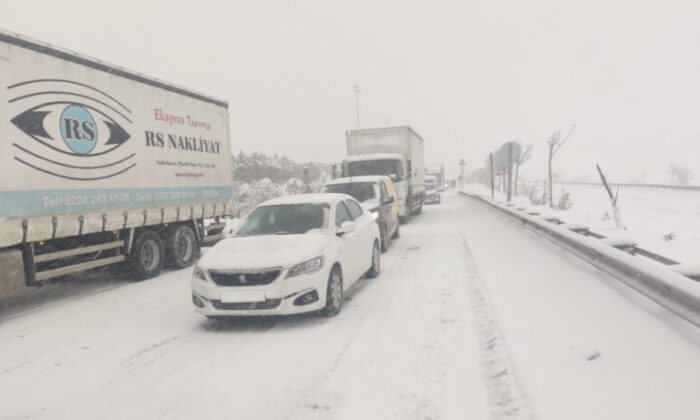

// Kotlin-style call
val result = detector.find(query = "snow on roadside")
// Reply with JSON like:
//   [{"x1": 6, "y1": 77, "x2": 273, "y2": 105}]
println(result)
[{"x1": 463, "y1": 183, "x2": 700, "y2": 265}]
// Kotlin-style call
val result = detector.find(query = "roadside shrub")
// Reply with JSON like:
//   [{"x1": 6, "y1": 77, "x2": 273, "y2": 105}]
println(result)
[
  {"x1": 556, "y1": 189, "x2": 573, "y2": 210},
  {"x1": 522, "y1": 184, "x2": 547, "y2": 205}
]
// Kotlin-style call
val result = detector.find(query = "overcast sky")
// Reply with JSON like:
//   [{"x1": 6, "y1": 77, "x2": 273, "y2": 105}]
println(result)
[{"x1": 3, "y1": 0, "x2": 699, "y2": 182}]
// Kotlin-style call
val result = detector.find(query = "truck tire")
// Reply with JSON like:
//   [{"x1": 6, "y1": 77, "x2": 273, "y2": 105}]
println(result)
[
  {"x1": 165, "y1": 225, "x2": 199, "y2": 269},
  {"x1": 126, "y1": 230, "x2": 164, "y2": 281}
]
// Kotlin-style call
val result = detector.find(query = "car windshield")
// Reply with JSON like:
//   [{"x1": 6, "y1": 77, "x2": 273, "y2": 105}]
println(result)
[
  {"x1": 323, "y1": 182, "x2": 377, "y2": 202},
  {"x1": 237, "y1": 203, "x2": 329, "y2": 236},
  {"x1": 347, "y1": 159, "x2": 401, "y2": 178}
]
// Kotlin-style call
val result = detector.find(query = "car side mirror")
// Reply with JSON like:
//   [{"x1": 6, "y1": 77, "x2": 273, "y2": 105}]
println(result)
[
  {"x1": 384, "y1": 196, "x2": 395, "y2": 204},
  {"x1": 337, "y1": 221, "x2": 356, "y2": 236},
  {"x1": 389, "y1": 173, "x2": 399, "y2": 182}
]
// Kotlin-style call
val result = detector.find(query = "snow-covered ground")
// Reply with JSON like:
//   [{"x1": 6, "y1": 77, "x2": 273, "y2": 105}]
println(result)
[
  {"x1": 1, "y1": 191, "x2": 699, "y2": 419},
  {"x1": 467, "y1": 183, "x2": 700, "y2": 264}
]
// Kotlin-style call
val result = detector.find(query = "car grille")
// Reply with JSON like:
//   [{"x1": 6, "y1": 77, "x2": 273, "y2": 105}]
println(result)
[
  {"x1": 208, "y1": 269, "x2": 281, "y2": 286},
  {"x1": 211, "y1": 299, "x2": 282, "y2": 310}
]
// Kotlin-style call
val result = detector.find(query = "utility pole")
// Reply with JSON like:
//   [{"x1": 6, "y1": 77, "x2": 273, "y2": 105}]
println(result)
[
  {"x1": 353, "y1": 84, "x2": 360, "y2": 128},
  {"x1": 458, "y1": 158, "x2": 466, "y2": 190},
  {"x1": 490, "y1": 153, "x2": 494, "y2": 198},
  {"x1": 506, "y1": 144, "x2": 513, "y2": 202}
]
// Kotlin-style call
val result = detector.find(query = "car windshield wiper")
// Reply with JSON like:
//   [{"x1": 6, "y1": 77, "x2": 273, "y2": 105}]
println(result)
[{"x1": 276, "y1": 231, "x2": 298, "y2": 235}]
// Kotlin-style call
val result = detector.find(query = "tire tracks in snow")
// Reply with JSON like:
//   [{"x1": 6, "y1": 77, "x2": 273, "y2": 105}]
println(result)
[{"x1": 453, "y1": 211, "x2": 534, "y2": 420}]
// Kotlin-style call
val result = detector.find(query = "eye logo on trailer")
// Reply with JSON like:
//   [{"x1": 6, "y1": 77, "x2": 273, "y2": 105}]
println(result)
[
  {"x1": 60, "y1": 104, "x2": 98, "y2": 154},
  {"x1": 8, "y1": 79, "x2": 134, "y2": 181}
]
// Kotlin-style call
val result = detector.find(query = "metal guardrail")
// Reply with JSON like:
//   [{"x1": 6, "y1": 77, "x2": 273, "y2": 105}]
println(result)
[
  {"x1": 459, "y1": 191, "x2": 700, "y2": 328},
  {"x1": 554, "y1": 181, "x2": 700, "y2": 192}
]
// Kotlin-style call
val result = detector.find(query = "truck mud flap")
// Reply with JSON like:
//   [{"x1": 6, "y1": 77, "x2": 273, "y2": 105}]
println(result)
[{"x1": 200, "y1": 223, "x2": 226, "y2": 246}]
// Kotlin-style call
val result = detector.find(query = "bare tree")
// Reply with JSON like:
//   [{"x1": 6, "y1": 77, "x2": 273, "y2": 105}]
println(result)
[
  {"x1": 513, "y1": 142, "x2": 533, "y2": 196},
  {"x1": 669, "y1": 163, "x2": 692, "y2": 185},
  {"x1": 546, "y1": 124, "x2": 575, "y2": 208}
]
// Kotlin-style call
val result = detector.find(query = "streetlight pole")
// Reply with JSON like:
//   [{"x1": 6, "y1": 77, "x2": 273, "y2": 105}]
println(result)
[{"x1": 353, "y1": 84, "x2": 360, "y2": 129}]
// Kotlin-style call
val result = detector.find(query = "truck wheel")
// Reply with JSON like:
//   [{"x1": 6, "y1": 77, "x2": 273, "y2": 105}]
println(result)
[
  {"x1": 127, "y1": 230, "x2": 164, "y2": 281},
  {"x1": 165, "y1": 225, "x2": 199, "y2": 269}
]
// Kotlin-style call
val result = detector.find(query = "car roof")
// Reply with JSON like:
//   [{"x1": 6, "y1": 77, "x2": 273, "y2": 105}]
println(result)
[
  {"x1": 260, "y1": 193, "x2": 354, "y2": 207},
  {"x1": 324, "y1": 175, "x2": 389, "y2": 185}
]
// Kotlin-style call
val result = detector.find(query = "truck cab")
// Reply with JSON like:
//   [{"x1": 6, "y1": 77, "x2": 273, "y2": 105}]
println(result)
[{"x1": 341, "y1": 153, "x2": 416, "y2": 221}]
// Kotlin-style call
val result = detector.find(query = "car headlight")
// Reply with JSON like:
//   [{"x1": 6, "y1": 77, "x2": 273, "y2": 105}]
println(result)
[
  {"x1": 371, "y1": 211, "x2": 379, "y2": 221},
  {"x1": 286, "y1": 256, "x2": 325, "y2": 278},
  {"x1": 193, "y1": 263, "x2": 207, "y2": 281}
]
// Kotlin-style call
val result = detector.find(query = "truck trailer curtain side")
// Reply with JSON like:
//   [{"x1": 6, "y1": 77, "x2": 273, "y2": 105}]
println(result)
[{"x1": 0, "y1": 29, "x2": 234, "y2": 297}]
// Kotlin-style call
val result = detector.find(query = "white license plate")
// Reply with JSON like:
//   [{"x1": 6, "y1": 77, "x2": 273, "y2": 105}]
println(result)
[{"x1": 220, "y1": 290, "x2": 266, "y2": 303}]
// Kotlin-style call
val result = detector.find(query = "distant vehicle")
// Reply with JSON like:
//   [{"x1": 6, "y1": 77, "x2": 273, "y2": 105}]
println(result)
[
  {"x1": 342, "y1": 126, "x2": 425, "y2": 222},
  {"x1": 425, "y1": 163, "x2": 446, "y2": 191},
  {"x1": 192, "y1": 193, "x2": 381, "y2": 318},
  {"x1": 0, "y1": 29, "x2": 233, "y2": 301},
  {"x1": 424, "y1": 175, "x2": 441, "y2": 204},
  {"x1": 322, "y1": 176, "x2": 400, "y2": 252}
]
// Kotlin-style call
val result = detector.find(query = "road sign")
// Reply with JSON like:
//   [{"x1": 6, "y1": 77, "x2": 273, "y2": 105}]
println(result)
[
  {"x1": 499, "y1": 142, "x2": 521, "y2": 202},
  {"x1": 499, "y1": 141, "x2": 521, "y2": 163}
]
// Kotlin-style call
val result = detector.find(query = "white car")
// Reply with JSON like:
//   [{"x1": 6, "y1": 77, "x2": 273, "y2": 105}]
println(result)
[{"x1": 191, "y1": 193, "x2": 381, "y2": 318}]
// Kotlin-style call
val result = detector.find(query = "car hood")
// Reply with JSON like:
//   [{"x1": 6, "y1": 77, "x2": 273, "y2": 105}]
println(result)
[
  {"x1": 360, "y1": 200, "x2": 380, "y2": 212},
  {"x1": 200, "y1": 233, "x2": 331, "y2": 270}
]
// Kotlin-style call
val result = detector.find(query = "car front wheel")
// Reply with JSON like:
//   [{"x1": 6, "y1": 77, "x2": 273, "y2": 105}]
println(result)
[
  {"x1": 321, "y1": 266, "x2": 343, "y2": 317},
  {"x1": 366, "y1": 241, "x2": 381, "y2": 279},
  {"x1": 391, "y1": 222, "x2": 400, "y2": 239},
  {"x1": 380, "y1": 224, "x2": 389, "y2": 253}
]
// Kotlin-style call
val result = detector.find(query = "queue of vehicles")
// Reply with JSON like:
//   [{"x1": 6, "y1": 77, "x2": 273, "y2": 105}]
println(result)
[
  {"x1": 424, "y1": 175, "x2": 442, "y2": 204},
  {"x1": 195, "y1": 127, "x2": 431, "y2": 318},
  {"x1": 0, "y1": 29, "x2": 440, "y2": 320}
]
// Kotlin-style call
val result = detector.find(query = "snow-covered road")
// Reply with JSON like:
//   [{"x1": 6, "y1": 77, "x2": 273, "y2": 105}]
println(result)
[{"x1": 2, "y1": 192, "x2": 699, "y2": 419}]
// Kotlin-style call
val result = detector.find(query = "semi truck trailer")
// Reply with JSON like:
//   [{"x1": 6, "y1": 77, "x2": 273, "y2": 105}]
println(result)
[
  {"x1": 0, "y1": 29, "x2": 233, "y2": 300},
  {"x1": 343, "y1": 126, "x2": 425, "y2": 221}
]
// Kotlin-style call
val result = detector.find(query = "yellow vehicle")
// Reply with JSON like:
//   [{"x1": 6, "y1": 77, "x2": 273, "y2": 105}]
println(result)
[{"x1": 323, "y1": 176, "x2": 400, "y2": 252}]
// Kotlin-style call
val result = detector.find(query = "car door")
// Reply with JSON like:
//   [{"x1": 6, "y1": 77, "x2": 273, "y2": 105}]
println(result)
[
  {"x1": 334, "y1": 200, "x2": 363, "y2": 284},
  {"x1": 344, "y1": 199, "x2": 373, "y2": 277}
]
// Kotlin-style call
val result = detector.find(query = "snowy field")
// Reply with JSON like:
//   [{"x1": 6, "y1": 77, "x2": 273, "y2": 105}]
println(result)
[
  {"x1": 467, "y1": 183, "x2": 700, "y2": 264},
  {"x1": 1, "y1": 191, "x2": 699, "y2": 419}
]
